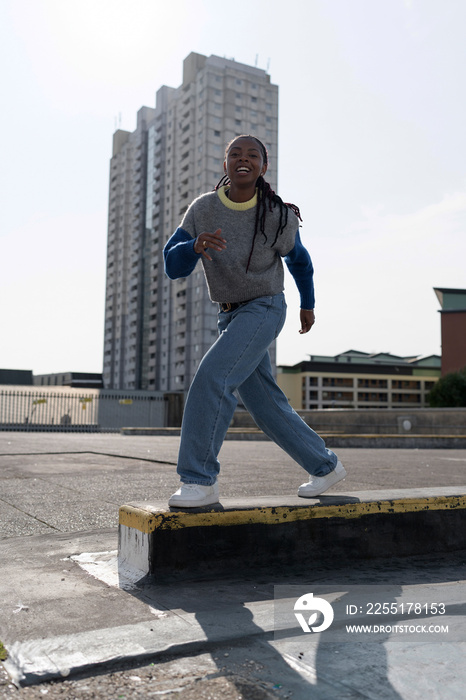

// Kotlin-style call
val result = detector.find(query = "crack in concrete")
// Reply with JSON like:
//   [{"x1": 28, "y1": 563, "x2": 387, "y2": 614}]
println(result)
[
  {"x1": 0, "y1": 451, "x2": 177, "y2": 466},
  {"x1": 0, "y1": 498, "x2": 60, "y2": 531}
]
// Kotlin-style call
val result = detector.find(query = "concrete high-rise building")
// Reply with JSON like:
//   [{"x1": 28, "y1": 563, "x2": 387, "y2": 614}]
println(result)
[{"x1": 103, "y1": 52, "x2": 279, "y2": 391}]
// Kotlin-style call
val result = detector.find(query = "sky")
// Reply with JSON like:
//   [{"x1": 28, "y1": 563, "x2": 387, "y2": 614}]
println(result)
[{"x1": 1, "y1": 0, "x2": 465, "y2": 375}]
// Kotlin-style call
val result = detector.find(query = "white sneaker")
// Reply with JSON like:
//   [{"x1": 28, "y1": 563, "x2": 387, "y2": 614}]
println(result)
[
  {"x1": 298, "y1": 461, "x2": 347, "y2": 498},
  {"x1": 168, "y1": 482, "x2": 219, "y2": 508}
]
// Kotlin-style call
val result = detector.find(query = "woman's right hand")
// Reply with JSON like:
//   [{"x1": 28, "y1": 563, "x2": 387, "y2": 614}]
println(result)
[{"x1": 194, "y1": 229, "x2": 227, "y2": 260}]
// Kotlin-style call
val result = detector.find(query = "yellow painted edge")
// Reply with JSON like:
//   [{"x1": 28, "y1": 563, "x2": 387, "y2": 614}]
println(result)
[
  {"x1": 119, "y1": 505, "x2": 159, "y2": 535},
  {"x1": 119, "y1": 495, "x2": 466, "y2": 534},
  {"x1": 323, "y1": 434, "x2": 466, "y2": 439}
]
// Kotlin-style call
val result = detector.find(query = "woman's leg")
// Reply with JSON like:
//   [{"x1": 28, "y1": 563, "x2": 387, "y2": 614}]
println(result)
[
  {"x1": 237, "y1": 352, "x2": 337, "y2": 477},
  {"x1": 176, "y1": 294, "x2": 287, "y2": 485}
]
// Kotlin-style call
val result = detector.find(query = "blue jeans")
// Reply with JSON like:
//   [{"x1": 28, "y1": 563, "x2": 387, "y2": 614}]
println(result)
[{"x1": 177, "y1": 293, "x2": 338, "y2": 485}]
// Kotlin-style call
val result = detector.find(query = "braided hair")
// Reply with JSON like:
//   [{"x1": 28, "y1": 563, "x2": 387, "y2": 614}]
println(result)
[{"x1": 215, "y1": 135, "x2": 302, "y2": 272}]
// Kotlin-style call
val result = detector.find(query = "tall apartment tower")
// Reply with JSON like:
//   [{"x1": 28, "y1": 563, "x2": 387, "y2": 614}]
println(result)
[{"x1": 103, "y1": 53, "x2": 279, "y2": 391}]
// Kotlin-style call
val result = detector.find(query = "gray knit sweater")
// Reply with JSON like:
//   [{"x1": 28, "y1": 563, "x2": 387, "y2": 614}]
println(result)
[{"x1": 179, "y1": 187, "x2": 299, "y2": 304}]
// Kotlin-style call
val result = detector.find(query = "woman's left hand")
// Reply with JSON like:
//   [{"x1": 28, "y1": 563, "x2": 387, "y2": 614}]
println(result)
[{"x1": 299, "y1": 309, "x2": 315, "y2": 334}]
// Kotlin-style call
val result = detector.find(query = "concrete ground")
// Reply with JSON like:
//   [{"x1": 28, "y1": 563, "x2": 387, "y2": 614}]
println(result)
[
  {"x1": 2, "y1": 432, "x2": 466, "y2": 537},
  {"x1": 0, "y1": 432, "x2": 466, "y2": 698}
]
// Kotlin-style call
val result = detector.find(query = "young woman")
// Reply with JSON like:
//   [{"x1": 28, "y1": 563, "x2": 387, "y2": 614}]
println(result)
[{"x1": 163, "y1": 135, "x2": 346, "y2": 507}]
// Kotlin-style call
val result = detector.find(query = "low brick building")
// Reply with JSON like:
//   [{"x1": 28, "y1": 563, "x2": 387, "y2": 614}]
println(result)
[{"x1": 434, "y1": 288, "x2": 466, "y2": 375}]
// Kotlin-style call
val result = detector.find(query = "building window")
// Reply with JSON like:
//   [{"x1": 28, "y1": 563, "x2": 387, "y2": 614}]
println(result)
[
  {"x1": 392, "y1": 380, "x2": 421, "y2": 390},
  {"x1": 358, "y1": 392, "x2": 388, "y2": 402},
  {"x1": 358, "y1": 379, "x2": 388, "y2": 388}
]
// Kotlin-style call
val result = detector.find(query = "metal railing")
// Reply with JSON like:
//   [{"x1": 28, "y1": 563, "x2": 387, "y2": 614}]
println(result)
[{"x1": 0, "y1": 389, "x2": 167, "y2": 432}]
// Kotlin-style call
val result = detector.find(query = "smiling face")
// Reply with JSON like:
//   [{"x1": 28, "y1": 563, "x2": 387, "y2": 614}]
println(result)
[{"x1": 224, "y1": 137, "x2": 268, "y2": 191}]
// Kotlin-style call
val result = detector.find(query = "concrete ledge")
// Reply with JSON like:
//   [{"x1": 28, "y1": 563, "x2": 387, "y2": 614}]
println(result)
[
  {"x1": 325, "y1": 435, "x2": 466, "y2": 448},
  {"x1": 118, "y1": 487, "x2": 466, "y2": 582},
  {"x1": 119, "y1": 426, "x2": 466, "y2": 448},
  {"x1": 120, "y1": 426, "x2": 264, "y2": 439}
]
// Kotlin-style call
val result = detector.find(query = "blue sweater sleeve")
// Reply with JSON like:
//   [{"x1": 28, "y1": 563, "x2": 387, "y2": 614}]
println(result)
[
  {"x1": 284, "y1": 231, "x2": 315, "y2": 309},
  {"x1": 163, "y1": 227, "x2": 201, "y2": 279}
]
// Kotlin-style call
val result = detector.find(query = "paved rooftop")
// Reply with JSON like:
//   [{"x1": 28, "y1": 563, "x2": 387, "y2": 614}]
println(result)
[{"x1": 0, "y1": 432, "x2": 465, "y2": 698}]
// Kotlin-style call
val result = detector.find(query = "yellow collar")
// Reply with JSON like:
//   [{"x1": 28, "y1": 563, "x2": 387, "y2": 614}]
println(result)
[{"x1": 217, "y1": 185, "x2": 257, "y2": 211}]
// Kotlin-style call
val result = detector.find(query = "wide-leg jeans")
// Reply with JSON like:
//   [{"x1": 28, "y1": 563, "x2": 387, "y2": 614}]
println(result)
[{"x1": 177, "y1": 293, "x2": 338, "y2": 485}]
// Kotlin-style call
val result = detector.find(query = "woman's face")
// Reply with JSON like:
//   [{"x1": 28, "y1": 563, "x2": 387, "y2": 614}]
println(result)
[{"x1": 224, "y1": 137, "x2": 267, "y2": 188}]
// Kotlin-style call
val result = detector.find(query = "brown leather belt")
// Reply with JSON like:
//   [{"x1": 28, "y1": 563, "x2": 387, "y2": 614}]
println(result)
[{"x1": 219, "y1": 300, "x2": 249, "y2": 313}]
